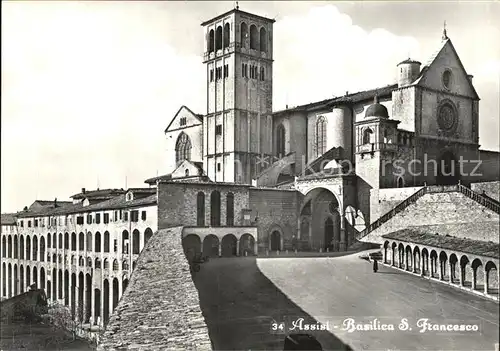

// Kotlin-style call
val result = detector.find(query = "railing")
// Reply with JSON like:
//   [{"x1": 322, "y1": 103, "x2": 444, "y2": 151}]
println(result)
[{"x1": 357, "y1": 183, "x2": 500, "y2": 240}]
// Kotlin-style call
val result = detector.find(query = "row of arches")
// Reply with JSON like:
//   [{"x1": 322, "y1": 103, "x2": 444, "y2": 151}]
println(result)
[
  {"x1": 1, "y1": 228, "x2": 154, "y2": 259},
  {"x1": 1, "y1": 263, "x2": 128, "y2": 326},
  {"x1": 207, "y1": 22, "x2": 267, "y2": 53},
  {"x1": 383, "y1": 241, "x2": 499, "y2": 297},
  {"x1": 182, "y1": 233, "x2": 256, "y2": 259},
  {"x1": 196, "y1": 191, "x2": 234, "y2": 227}
]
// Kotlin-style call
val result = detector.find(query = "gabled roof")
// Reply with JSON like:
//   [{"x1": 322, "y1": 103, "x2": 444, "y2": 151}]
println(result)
[
  {"x1": 164, "y1": 105, "x2": 203, "y2": 133},
  {"x1": 273, "y1": 84, "x2": 397, "y2": 116},
  {"x1": 412, "y1": 38, "x2": 479, "y2": 99}
]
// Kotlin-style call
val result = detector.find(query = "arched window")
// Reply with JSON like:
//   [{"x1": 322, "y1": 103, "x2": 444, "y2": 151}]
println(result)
[
  {"x1": 226, "y1": 193, "x2": 234, "y2": 226},
  {"x1": 185, "y1": 169, "x2": 189, "y2": 177},
  {"x1": 58, "y1": 233, "x2": 62, "y2": 249},
  {"x1": 397, "y1": 177, "x2": 404, "y2": 188},
  {"x1": 104, "y1": 259, "x2": 109, "y2": 269},
  {"x1": 47, "y1": 234, "x2": 51, "y2": 249},
  {"x1": 52, "y1": 233, "x2": 56, "y2": 248},
  {"x1": 197, "y1": 192, "x2": 205, "y2": 226},
  {"x1": 95, "y1": 232, "x2": 101, "y2": 252},
  {"x1": 260, "y1": 67, "x2": 265, "y2": 81},
  {"x1": 86, "y1": 232, "x2": 92, "y2": 252},
  {"x1": 210, "y1": 191, "x2": 221, "y2": 226},
  {"x1": 175, "y1": 133, "x2": 192, "y2": 166},
  {"x1": 223, "y1": 23, "x2": 230, "y2": 49},
  {"x1": 112, "y1": 259, "x2": 119, "y2": 271},
  {"x1": 363, "y1": 128, "x2": 373, "y2": 144},
  {"x1": 240, "y1": 22, "x2": 248, "y2": 47},
  {"x1": 13, "y1": 236, "x2": 18, "y2": 259},
  {"x1": 276, "y1": 124, "x2": 285, "y2": 158},
  {"x1": 250, "y1": 25, "x2": 258, "y2": 50},
  {"x1": 104, "y1": 231, "x2": 110, "y2": 253},
  {"x1": 64, "y1": 232, "x2": 69, "y2": 250},
  {"x1": 215, "y1": 26, "x2": 222, "y2": 51},
  {"x1": 260, "y1": 27, "x2": 267, "y2": 52},
  {"x1": 71, "y1": 232, "x2": 76, "y2": 251},
  {"x1": 315, "y1": 116, "x2": 327, "y2": 157},
  {"x1": 132, "y1": 230, "x2": 140, "y2": 254},
  {"x1": 79, "y1": 233, "x2": 85, "y2": 251},
  {"x1": 95, "y1": 258, "x2": 101, "y2": 269},
  {"x1": 208, "y1": 29, "x2": 214, "y2": 53}
]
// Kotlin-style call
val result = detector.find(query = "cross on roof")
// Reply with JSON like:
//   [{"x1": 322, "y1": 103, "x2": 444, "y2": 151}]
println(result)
[{"x1": 442, "y1": 20, "x2": 448, "y2": 40}]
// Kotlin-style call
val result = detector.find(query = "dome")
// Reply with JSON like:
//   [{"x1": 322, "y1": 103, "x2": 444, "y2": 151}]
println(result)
[{"x1": 365, "y1": 95, "x2": 389, "y2": 118}]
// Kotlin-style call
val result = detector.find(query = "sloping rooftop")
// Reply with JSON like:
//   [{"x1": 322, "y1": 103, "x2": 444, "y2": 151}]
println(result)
[
  {"x1": 32, "y1": 200, "x2": 72, "y2": 207},
  {"x1": 382, "y1": 227, "x2": 499, "y2": 259},
  {"x1": 70, "y1": 188, "x2": 126, "y2": 199},
  {"x1": 273, "y1": 83, "x2": 397, "y2": 116},
  {"x1": 1, "y1": 214, "x2": 17, "y2": 225},
  {"x1": 97, "y1": 227, "x2": 212, "y2": 350}
]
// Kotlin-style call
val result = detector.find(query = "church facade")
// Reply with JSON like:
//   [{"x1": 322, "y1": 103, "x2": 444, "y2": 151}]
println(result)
[{"x1": 155, "y1": 7, "x2": 499, "y2": 254}]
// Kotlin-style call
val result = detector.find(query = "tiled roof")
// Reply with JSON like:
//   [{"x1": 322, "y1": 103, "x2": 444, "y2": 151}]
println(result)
[
  {"x1": 97, "y1": 227, "x2": 212, "y2": 350},
  {"x1": 32, "y1": 200, "x2": 72, "y2": 206},
  {"x1": 144, "y1": 173, "x2": 173, "y2": 185},
  {"x1": 382, "y1": 227, "x2": 499, "y2": 259},
  {"x1": 273, "y1": 84, "x2": 398, "y2": 116},
  {"x1": 1, "y1": 213, "x2": 17, "y2": 225},
  {"x1": 16, "y1": 194, "x2": 157, "y2": 218},
  {"x1": 70, "y1": 188, "x2": 125, "y2": 199}
]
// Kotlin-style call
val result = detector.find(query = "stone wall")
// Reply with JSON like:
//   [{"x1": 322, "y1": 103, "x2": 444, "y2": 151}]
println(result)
[
  {"x1": 471, "y1": 181, "x2": 500, "y2": 202},
  {"x1": 361, "y1": 191, "x2": 499, "y2": 244},
  {"x1": 97, "y1": 227, "x2": 212, "y2": 350},
  {"x1": 371, "y1": 186, "x2": 424, "y2": 220}
]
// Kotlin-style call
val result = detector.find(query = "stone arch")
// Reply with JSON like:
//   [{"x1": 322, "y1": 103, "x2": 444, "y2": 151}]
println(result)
[
  {"x1": 439, "y1": 251, "x2": 448, "y2": 280},
  {"x1": 413, "y1": 246, "x2": 421, "y2": 273},
  {"x1": 208, "y1": 29, "x2": 214, "y2": 52},
  {"x1": 2, "y1": 236, "x2": 6, "y2": 257},
  {"x1": 471, "y1": 258, "x2": 484, "y2": 291},
  {"x1": 95, "y1": 232, "x2": 101, "y2": 252},
  {"x1": 215, "y1": 25, "x2": 223, "y2": 51},
  {"x1": 71, "y1": 232, "x2": 77, "y2": 251},
  {"x1": 210, "y1": 190, "x2": 221, "y2": 226},
  {"x1": 398, "y1": 243, "x2": 405, "y2": 269},
  {"x1": 104, "y1": 231, "x2": 110, "y2": 252},
  {"x1": 362, "y1": 127, "x2": 374, "y2": 144},
  {"x1": 430, "y1": 250, "x2": 438, "y2": 278},
  {"x1": 26, "y1": 235, "x2": 31, "y2": 260},
  {"x1": 86, "y1": 232, "x2": 92, "y2": 252},
  {"x1": 259, "y1": 27, "x2": 267, "y2": 52},
  {"x1": 196, "y1": 192, "x2": 205, "y2": 226},
  {"x1": 226, "y1": 192, "x2": 235, "y2": 226},
  {"x1": 20, "y1": 235, "x2": 24, "y2": 259},
  {"x1": 391, "y1": 242, "x2": 398, "y2": 267},
  {"x1": 202, "y1": 234, "x2": 219, "y2": 258},
  {"x1": 40, "y1": 236, "x2": 45, "y2": 262},
  {"x1": 103, "y1": 279, "x2": 110, "y2": 325},
  {"x1": 123, "y1": 278, "x2": 129, "y2": 293},
  {"x1": 269, "y1": 226, "x2": 283, "y2": 251},
  {"x1": 460, "y1": 255, "x2": 471, "y2": 287},
  {"x1": 221, "y1": 234, "x2": 238, "y2": 257},
  {"x1": 79, "y1": 232, "x2": 85, "y2": 251},
  {"x1": 223, "y1": 22, "x2": 230, "y2": 49},
  {"x1": 112, "y1": 259, "x2": 119, "y2": 271},
  {"x1": 58, "y1": 233, "x2": 63, "y2": 249},
  {"x1": 183, "y1": 234, "x2": 202, "y2": 261},
  {"x1": 95, "y1": 257, "x2": 101, "y2": 269},
  {"x1": 276, "y1": 123, "x2": 286, "y2": 158},
  {"x1": 13, "y1": 235, "x2": 18, "y2": 259},
  {"x1": 405, "y1": 245, "x2": 413, "y2": 271},
  {"x1": 485, "y1": 261, "x2": 498, "y2": 294},
  {"x1": 249, "y1": 24, "x2": 258, "y2": 50},
  {"x1": 132, "y1": 229, "x2": 140, "y2": 254},
  {"x1": 52, "y1": 233, "x2": 57, "y2": 249},
  {"x1": 104, "y1": 258, "x2": 109, "y2": 269},
  {"x1": 122, "y1": 230, "x2": 129, "y2": 254},
  {"x1": 123, "y1": 260, "x2": 129, "y2": 271},
  {"x1": 240, "y1": 22, "x2": 248, "y2": 47},
  {"x1": 175, "y1": 132, "x2": 192, "y2": 166},
  {"x1": 32, "y1": 235, "x2": 38, "y2": 261},
  {"x1": 383, "y1": 241, "x2": 390, "y2": 264},
  {"x1": 449, "y1": 253, "x2": 459, "y2": 284},
  {"x1": 64, "y1": 232, "x2": 69, "y2": 250},
  {"x1": 239, "y1": 233, "x2": 255, "y2": 256},
  {"x1": 144, "y1": 228, "x2": 153, "y2": 246}
]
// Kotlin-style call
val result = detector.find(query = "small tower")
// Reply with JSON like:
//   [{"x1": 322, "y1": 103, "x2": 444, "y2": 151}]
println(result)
[{"x1": 397, "y1": 58, "x2": 421, "y2": 87}]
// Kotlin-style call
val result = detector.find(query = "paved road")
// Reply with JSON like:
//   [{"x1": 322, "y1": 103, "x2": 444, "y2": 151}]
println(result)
[{"x1": 193, "y1": 252, "x2": 499, "y2": 351}]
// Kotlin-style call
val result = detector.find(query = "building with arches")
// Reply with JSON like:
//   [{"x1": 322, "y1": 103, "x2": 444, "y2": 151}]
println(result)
[
  {"x1": 155, "y1": 6, "x2": 499, "y2": 257},
  {"x1": 0, "y1": 187, "x2": 157, "y2": 328}
]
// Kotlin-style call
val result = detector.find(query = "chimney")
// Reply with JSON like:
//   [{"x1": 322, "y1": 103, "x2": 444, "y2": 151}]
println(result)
[{"x1": 82, "y1": 188, "x2": 86, "y2": 194}]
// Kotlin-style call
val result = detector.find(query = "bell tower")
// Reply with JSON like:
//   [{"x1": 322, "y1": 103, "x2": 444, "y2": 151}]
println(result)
[{"x1": 201, "y1": 6, "x2": 275, "y2": 184}]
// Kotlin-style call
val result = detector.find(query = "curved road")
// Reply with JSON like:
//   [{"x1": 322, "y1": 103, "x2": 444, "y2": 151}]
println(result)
[{"x1": 193, "y1": 252, "x2": 499, "y2": 350}]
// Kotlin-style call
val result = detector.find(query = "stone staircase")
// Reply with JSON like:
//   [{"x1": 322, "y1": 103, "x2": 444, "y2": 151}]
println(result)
[{"x1": 357, "y1": 184, "x2": 500, "y2": 244}]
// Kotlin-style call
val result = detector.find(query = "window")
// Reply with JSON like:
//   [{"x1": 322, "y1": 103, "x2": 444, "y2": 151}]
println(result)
[
  {"x1": 242, "y1": 63, "x2": 248, "y2": 78},
  {"x1": 113, "y1": 239, "x2": 117, "y2": 253},
  {"x1": 315, "y1": 116, "x2": 327, "y2": 157},
  {"x1": 114, "y1": 211, "x2": 118, "y2": 222},
  {"x1": 210, "y1": 69, "x2": 214, "y2": 82},
  {"x1": 215, "y1": 125, "x2": 222, "y2": 135},
  {"x1": 363, "y1": 128, "x2": 374, "y2": 144},
  {"x1": 86, "y1": 215, "x2": 92, "y2": 225},
  {"x1": 217, "y1": 163, "x2": 221, "y2": 172},
  {"x1": 210, "y1": 190, "x2": 221, "y2": 226},
  {"x1": 95, "y1": 213, "x2": 101, "y2": 224},
  {"x1": 197, "y1": 192, "x2": 205, "y2": 226},
  {"x1": 77, "y1": 216, "x2": 84, "y2": 225},
  {"x1": 141, "y1": 211, "x2": 147, "y2": 221},
  {"x1": 104, "y1": 232, "x2": 110, "y2": 253},
  {"x1": 223, "y1": 64, "x2": 229, "y2": 78},
  {"x1": 124, "y1": 212, "x2": 129, "y2": 221},
  {"x1": 28, "y1": 221, "x2": 31, "y2": 228},
  {"x1": 20, "y1": 220, "x2": 23, "y2": 228},
  {"x1": 180, "y1": 117, "x2": 187, "y2": 126},
  {"x1": 34, "y1": 219, "x2": 38, "y2": 227},
  {"x1": 260, "y1": 67, "x2": 265, "y2": 81},
  {"x1": 185, "y1": 169, "x2": 190, "y2": 177},
  {"x1": 215, "y1": 67, "x2": 222, "y2": 80},
  {"x1": 130, "y1": 210, "x2": 139, "y2": 223},
  {"x1": 104, "y1": 213, "x2": 109, "y2": 224},
  {"x1": 175, "y1": 133, "x2": 192, "y2": 165},
  {"x1": 226, "y1": 193, "x2": 234, "y2": 226},
  {"x1": 276, "y1": 124, "x2": 285, "y2": 158},
  {"x1": 119, "y1": 210, "x2": 123, "y2": 220}
]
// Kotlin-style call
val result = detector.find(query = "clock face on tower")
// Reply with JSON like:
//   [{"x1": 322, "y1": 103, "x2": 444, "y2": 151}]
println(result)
[{"x1": 437, "y1": 102, "x2": 458, "y2": 134}]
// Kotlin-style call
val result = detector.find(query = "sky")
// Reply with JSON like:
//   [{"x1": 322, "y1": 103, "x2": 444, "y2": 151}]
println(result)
[{"x1": 2, "y1": 1, "x2": 499, "y2": 213}]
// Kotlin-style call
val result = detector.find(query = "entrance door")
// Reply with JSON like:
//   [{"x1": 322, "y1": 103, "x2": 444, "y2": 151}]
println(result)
[
  {"x1": 270, "y1": 231, "x2": 281, "y2": 251},
  {"x1": 437, "y1": 151, "x2": 459, "y2": 185}
]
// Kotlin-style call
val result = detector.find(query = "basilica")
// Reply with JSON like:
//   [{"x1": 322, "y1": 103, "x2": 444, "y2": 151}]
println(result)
[{"x1": 153, "y1": 7, "x2": 499, "y2": 252}]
